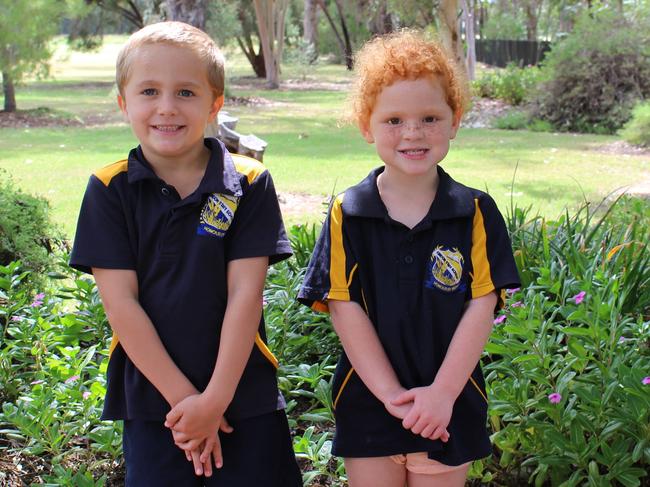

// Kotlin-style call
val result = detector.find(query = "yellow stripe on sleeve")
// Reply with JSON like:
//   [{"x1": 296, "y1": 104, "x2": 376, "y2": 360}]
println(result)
[
  {"x1": 232, "y1": 154, "x2": 266, "y2": 184},
  {"x1": 108, "y1": 333, "x2": 119, "y2": 356},
  {"x1": 327, "y1": 195, "x2": 350, "y2": 301},
  {"x1": 94, "y1": 160, "x2": 128, "y2": 187},
  {"x1": 470, "y1": 198, "x2": 495, "y2": 298}
]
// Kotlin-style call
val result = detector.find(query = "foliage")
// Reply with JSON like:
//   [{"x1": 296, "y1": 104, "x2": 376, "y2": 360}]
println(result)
[
  {"x1": 473, "y1": 64, "x2": 543, "y2": 105},
  {"x1": 532, "y1": 10, "x2": 650, "y2": 134},
  {"x1": 481, "y1": 197, "x2": 650, "y2": 485},
  {"x1": 0, "y1": 0, "x2": 66, "y2": 110},
  {"x1": 494, "y1": 111, "x2": 529, "y2": 130},
  {"x1": 620, "y1": 101, "x2": 650, "y2": 147},
  {"x1": 0, "y1": 175, "x2": 63, "y2": 289},
  {"x1": 482, "y1": 11, "x2": 527, "y2": 41}
]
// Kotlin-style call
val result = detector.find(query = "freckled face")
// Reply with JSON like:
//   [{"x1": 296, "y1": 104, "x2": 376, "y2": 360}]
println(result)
[
  {"x1": 117, "y1": 44, "x2": 222, "y2": 166},
  {"x1": 362, "y1": 76, "x2": 459, "y2": 179}
]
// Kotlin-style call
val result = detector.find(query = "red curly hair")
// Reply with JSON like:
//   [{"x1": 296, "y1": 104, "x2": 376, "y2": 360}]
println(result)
[{"x1": 347, "y1": 30, "x2": 468, "y2": 129}]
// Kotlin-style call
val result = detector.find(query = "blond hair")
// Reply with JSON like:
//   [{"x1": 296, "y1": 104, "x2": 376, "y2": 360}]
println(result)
[
  {"x1": 116, "y1": 21, "x2": 225, "y2": 98},
  {"x1": 347, "y1": 30, "x2": 468, "y2": 129}
]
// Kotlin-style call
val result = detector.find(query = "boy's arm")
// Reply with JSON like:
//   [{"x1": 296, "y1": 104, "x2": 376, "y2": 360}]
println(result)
[
  {"x1": 164, "y1": 256, "x2": 268, "y2": 457},
  {"x1": 393, "y1": 291, "x2": 497, "y2": 440},
  {"x1": 92, "y1": 268, "x2": 199, "y2": 405},
  {"x1": 328, "y1": 300, "x2": 433, "y2": 426}
]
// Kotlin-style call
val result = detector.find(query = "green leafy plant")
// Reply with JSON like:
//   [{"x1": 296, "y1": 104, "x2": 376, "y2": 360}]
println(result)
[
  {"x1": 473, "y1": 64, "x2": 543, "y2": 105},
  {"x1": 620, "y1": 101, "x2": 650, "y2": 147}
]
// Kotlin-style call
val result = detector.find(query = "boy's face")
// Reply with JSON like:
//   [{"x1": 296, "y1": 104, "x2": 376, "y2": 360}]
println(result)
[
  {"x1": 361, "y1": 76, "x2": 459, "y2": 179},
  {"x1": 117, "y1": 43, "x2": 222, "y2": 166}
]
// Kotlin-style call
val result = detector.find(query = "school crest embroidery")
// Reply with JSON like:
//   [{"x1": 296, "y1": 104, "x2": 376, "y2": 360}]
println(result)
[
  {"x1": 197, "y1": 193, "x2": 239, "y2": 237},
  {"x1": 425, "y1": 245, "x2": 466, "y2": 292}
]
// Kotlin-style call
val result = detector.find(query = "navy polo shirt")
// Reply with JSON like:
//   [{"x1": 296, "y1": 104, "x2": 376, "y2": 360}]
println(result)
[
  {"x1": 70, "y1": 138, "x2": 291, "y2": 421},
  {"x1": 298, "y1": 166, "x2": 520, "y2": 466}
]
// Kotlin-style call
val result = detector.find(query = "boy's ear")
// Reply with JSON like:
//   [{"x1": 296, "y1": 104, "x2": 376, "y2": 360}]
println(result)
[
  {"x1": 117, "y1": 94, "x2": 129, "y2": 120},
  {"x1": 209, "y1": 95, "x2": 224, "y2": 122}
]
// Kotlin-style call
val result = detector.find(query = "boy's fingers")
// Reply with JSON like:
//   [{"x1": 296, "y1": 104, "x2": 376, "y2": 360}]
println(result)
[
  {"x1": 391, "y1": 390, "x2": 414, "y2": 405},
  {"x1": 212, "y1": 437, "x2": 224, "y2": 469},
  {"x1": 191, "y1": 449, "x2": 203, "y2": 476},
  {"x1": 420, "y1": 423, "x2": 436, "y2": 439},
  {"x1": 176, "y1": 438, "x2": 203, "y2": 451},
  {"x1": 199, "y1": 436, "x2": 216, "y2": 463},
  {"x1": 401, "y1": 410, "x2": 417, "y2": 430},
  {"x1": 165, "y1": 408, "x2": 182, "y2": 428},
  {"x1": 185, "y1": 450, "x2": 192, "y2": 462},
  {"x1": 220, "y1": 417, "x2": 234, "y2": 433},
  {"x1": 429, "y1": 426, "x2": 448, "y2": 441}
]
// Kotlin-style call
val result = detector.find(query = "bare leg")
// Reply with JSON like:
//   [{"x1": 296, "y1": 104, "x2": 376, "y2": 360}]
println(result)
[
  {"x1": 345, "y1": 456, "x2": 407, "y2": 487},
  {"x1": 406, "y1": 462, "x2": 470, "y2": 487}
]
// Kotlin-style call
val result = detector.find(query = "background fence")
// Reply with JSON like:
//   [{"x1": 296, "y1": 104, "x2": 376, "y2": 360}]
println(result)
[{"x1": 475, "y1": 39, "x2": 552, "y2": 67}]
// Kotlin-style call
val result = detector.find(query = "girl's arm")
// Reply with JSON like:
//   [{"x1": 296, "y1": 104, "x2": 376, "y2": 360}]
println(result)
[{"x1": 392, "y1": 291, "x2": 497, "y2": 440}]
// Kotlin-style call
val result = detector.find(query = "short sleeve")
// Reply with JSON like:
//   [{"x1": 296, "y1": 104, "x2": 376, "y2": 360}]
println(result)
[
  {"x1": 69, "y1": 175, "x2": 136, "y2": 274},
  {"x1": 469, "y1": 194, "x2": 520, "y2": 307},
  {"x1": 298, "y1": 194, "x2": 360, "y2": 313},
  {"x1": 225, "y1": 169, "x2": 291, "y2": 265}
]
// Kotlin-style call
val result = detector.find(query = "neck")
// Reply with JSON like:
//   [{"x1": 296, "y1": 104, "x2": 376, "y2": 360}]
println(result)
[{"x1": 379, "y1": 166, "x2": 440, "y2": 197}]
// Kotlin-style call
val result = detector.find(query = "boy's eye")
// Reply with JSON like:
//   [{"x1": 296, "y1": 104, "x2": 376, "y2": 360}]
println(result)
[
  {"x1": 423, "y1": 116, "x2": 438, "y2": 123},
  {"x1": 141, "y1": 88, "x2": 157, "y2": 96},
  {"x1": 387, "y1": 118, "x2": 401, "y2": 125},
  {"x1": 178, "y1": 89, "x2": 194, "y2": 97}
]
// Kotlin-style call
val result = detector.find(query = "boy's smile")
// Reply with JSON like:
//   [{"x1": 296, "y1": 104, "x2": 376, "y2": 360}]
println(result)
[
  {"x1": 362, "y1": 76, "x2": 459, "y2": 181},
  {"x1": 117, "y1": 43, "x2": 222, "y2": 168}
]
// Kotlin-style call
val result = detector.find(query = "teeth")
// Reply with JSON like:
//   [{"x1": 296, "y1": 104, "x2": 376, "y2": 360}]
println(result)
[
  {"x1": 155, "y1": 125, "x2": 181, "y2": 132},
  {"x1": 402, "y1": 149, "x2": 426, "y2": 155}
]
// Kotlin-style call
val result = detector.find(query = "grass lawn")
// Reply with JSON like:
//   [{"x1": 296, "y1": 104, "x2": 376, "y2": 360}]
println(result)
[{"x1": 1, "y1": 37, "x2": 649, "y2": 237}]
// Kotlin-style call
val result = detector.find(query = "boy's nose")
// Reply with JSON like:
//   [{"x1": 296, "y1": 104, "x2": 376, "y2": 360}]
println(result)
[
  {"x1": 157, "y1": 94, "x2": 178, "y2": 115},
  {"x1": 402, "y1": 122, "x2": 424, "y2": 138}
]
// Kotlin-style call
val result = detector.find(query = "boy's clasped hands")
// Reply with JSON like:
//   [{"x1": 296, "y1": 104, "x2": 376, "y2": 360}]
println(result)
[
  {"x1": 385, "y1": 383, "x2": 452, "y2": 443},
  {"x1": 164, "y1": 393, "x2": 233, "y2": 477}
]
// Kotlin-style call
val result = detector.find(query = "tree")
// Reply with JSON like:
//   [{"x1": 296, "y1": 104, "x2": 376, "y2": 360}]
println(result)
[
  {"x1": 253, "y1": 0, "x2": 289, "y2": 88},
  {"x1": 303, "y1": 0, "x2": 319, "y2": 63},
  {"x1": 461, "y1": 0, "x2": 476, "y2": 80},
  {"x1": 0, "y1": 0, "x2": 65, "y2": 112},
  {"x1": 84, "y1": 0, "x2": 151, "y2": 29},
  {"x1": 316, "y1": 0, "x2": 353, "y2": 69},
  {"x1": 165, "y1": 0, "x2": 207, "y2": 29},
  {"x1": 438, "y1": 0, "x2": 466, "y2": 77}
]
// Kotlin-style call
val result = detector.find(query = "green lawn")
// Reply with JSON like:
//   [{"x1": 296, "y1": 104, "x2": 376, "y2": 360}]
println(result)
[{"x1": 1, "y1": 37, "x2": 649, "y2": 237}]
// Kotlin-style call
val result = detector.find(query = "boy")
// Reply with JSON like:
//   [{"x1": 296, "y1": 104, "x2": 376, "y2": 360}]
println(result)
[
  {"x1": 298, "y1": 31, "x2": 520, "y2": 486},
  {"x1": 70, "y1": 21, "x2": 302, "y2": 486}
]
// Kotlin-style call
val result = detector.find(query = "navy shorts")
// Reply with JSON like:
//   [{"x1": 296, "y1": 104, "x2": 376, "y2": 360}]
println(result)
[{"x1": 122, "y1": 410, "x2": 303, "y2": 486}]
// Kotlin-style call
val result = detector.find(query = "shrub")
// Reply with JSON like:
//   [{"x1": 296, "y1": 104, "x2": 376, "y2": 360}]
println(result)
[
  {"x1": 620, "y1": 101, "x2": 650, "y2": 147},
  {"x1": 0, "y1": 175, "x2": 63, "y2": 287},
  {"x1": 473, "y1": 64, "x2": 543, "y2": 105},
  {"x1": 494, "y1": 110, "x2": 529, "y2": 130},
  {"x1": 478, "y1": 198, "x2": 650, "y2": 485},
  {"x1": 532, "y1": 11, "x2": 650, "y2": 134}
]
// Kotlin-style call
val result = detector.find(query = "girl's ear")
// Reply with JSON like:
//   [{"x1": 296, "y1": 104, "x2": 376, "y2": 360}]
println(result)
[
  {"x1": 361, "y1": 124, "x2": 375, "y2": 144},
  {"x1": 450, "y1": 111, "x2": 462, "y2": 139}
]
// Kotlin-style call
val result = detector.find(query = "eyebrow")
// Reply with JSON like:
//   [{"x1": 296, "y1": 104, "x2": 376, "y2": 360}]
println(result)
[{"x1": 134, "y1": 80, "x2": 203, "y2": 88}]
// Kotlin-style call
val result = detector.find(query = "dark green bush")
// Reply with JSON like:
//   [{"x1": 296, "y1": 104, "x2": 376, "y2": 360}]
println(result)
[
  {"x1": 620, "y1": 101, "x2": 650, "y2": 147},
  {"x1": 532, "y1": 11, "x2": 650, "y2": 134},
  {"x1": 0, "y1": 175, "x2": 63, "y2": 286}
]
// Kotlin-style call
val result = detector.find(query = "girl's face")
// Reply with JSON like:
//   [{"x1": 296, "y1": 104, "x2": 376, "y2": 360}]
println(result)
[{"x1": 362, "y1": 76, "x2": 460, "y2": 180}]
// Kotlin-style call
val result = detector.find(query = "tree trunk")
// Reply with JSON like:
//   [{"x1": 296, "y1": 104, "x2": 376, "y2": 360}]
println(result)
[
  {"x1": 316, "y1": 0, "x2": 353, "y2": 69},
  {"x1": 461, "y1": 0, "x2": 476, "y2": 81},
  {"x1": 253, "y1": 0, "x2": 289, "y2": 89},
  {"x1": 236, "y1": 36, "x2": 266, "y2": 78},
  {"x1": 438, "y1": 0, "x2": 466, "y2": 78},
  {"x1": 303, "y1": 0, "x2": 318, "y2": 63},
  {"x1": 2, "y1": 71, "x2": 16, "y2": 112},
  {"x1": 165, "y1": 0, "x2": 207, "y2": 29}
]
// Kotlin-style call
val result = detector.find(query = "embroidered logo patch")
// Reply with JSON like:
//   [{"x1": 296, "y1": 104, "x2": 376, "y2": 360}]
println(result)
[
  {"x1": 425, "y1": 245, "x2": 465, "y2": 292},
  {"x1": 197, "y1": 193, "x2": 239, "y2": 237}
]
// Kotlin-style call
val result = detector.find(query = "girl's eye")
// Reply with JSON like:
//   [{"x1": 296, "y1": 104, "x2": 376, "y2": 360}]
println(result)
[
  {"x1": 178, "y1": 89, "x2": 194, "y2": 97},
  {"x1": 142, "y1": 88, "x2": 156, "y2": 96},
  {"x1": 423, "y1": 116, "x2": 437, "y2": 123},
  {"x1": 387, "y1": 118, "x2": 401, "y2": 125}
]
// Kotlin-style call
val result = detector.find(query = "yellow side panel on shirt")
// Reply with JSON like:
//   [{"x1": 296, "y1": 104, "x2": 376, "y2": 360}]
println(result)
[
  {"x1": 470, "y1": 198, "x2": 495, "y2": 298},
  {"x1": 327, "y1": 194, "x2": 350, "y2": 302}
]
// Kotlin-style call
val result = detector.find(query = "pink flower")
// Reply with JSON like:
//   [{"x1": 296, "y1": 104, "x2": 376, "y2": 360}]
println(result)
[
  {"x1": 30, "y1": 380, "x2": 45, "y2": 386},
  {"x1": 34, "y1": 293, "x2": 45, "y2": 300},
  {"x1": 11, "y1": 316, "x2": 23, "y2": 322},
  {"x1": 511, "y1": 301, "x2": 524, "y2": 308},
  {"x1": 30, "y1": 300, "x2": 43, "y2": 308},
  {"x1": 65, "y1": 375, "x2": 80, "y2": 384},
  {"x1": 506, "y1": 288, "x2": 520, "y2": 295},
  {"x1": 642, "y1": 377, "x2": 650, "y2": 385},
  {"x1": 493, "y1": 315, "x2": 507, "y2": 325},
  {"x1": 572, "y1": 291, "x2": 586, "y2": 305},
  {"x1": 82, "y1": 391, "x2": 91, "y2": 400},
  {"x1": 548, "y1": 392, "x2": 562, "y2": 404},
  {"x1": 618, "y1": 337, "x2": 627, "y2": 344}
]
